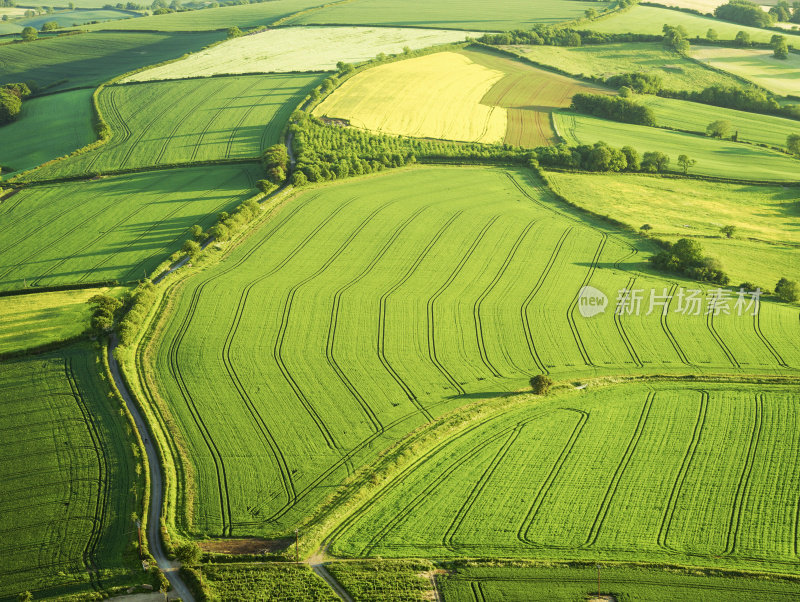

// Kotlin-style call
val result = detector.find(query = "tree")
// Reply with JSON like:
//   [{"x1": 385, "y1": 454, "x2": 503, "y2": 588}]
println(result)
[
  {"x1": 530, "y1": 374, "x2": 553, "y2": 395},
  {"x1": 174, "y1": 542, "x2": 201, "y2": 564},
  {"x1": 621, "y1": 146, "x2": 640, "y2": 171},
  {"x1": 21, "y1": 26, "x2": 37, "y2": 41},
  {"x1": 775, "y1": 277, "x2": 799, "y2": 302},
  {"x1": 735, "y1": 30, "x2": 751, "y2": 46},
  {"x1": 720, "y1": 224, "x2": 736, "y2": 238},
  {"x1": 40, "y1": 21, "x2": 59, "y2": 31},
  {"x1": 663, "y1": 24, "x2": 690, "y2": 53},
  {"x1": 584, "y1": 7, "x2": 597, "y2": 18},
  {"x1": 677, "y1": 154, "x2": 696, "y2": 174},
  {"x1": 772, "y1": 34, "x2": 789, "y2": 58},
  {"x1": 0, "y1": 90, "x2": 22, "y2": 125},
  {"x1": 788, "y1": 133, "x2": 800, "y2": 155},
  {"x1": 17, "y1": 592, "x2": 33, "y2": 602},
  {"x1": 190, "y1": 224, "x2": 204, "y2": 240},
  {"x1": 181, "y1": 239, "x2": 201, "y2": 256},
  {"x1": 641, "y1": 151, "x2": 670, "y2": 172},
  {"x1": 706, "y1": 120, "x2": 730, "y2": 138},
  {"x1": 640, "y1": 223, "x2": 653, "y2": 232},
  {"x1": 226, "y1": 25, "x2": 242, "y2": 38},
  {"x1": 706, "y1": 28, "x2": 718, "y2": 40}
]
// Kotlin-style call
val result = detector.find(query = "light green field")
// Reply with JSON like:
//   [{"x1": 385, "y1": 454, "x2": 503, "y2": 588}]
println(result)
[
  {"x1": 140, "y1": 166, "x2": 799, "y2": 543},
  {"x1": 0, "y1": 89, "x2": 94, "y2": 175},
  {"x1": 125, "y1": 26, "x2": 476, "y2": 81},
  {"x1": 692, "y1": 46, "x2": 800, "y2": 97},
  {"x1": 636, "y1": 94, "x2": 800, "y2": 150},
  {"x1": 505, "y1": 42, "x2": 743, "y2": 93},
  {"x1": 586, "y1": 5, "x2": 798, "y2": 43},
  {"x1": 196, "y1": 563, "x2": 338, "y2": 600},
  {"x1": 0, "y1": 344, "x2": 141, "y2": 599},
  {"x1": 24, "y1": 74, "x2": 319, "y2": 180},
  {"x1": 0, "y1": 31, "x2": 224, "y2": 91},
  {"x1": 16, "y1": 8, "x2": 134, "y2": 29},
  {"x1": 440, "y1": 563, "x2": 800, "y2": 601},
  {"x1": 0, "y1": 165, "x2": 259, "y2": 291},
  {"x1": 554, "y1": 111, "x2": 800, "y2": 181},
  {"x1": 325, "y1": 560, "x2": 436, "y2": 602},
  {"x1": 330, "y1": 381, "x2": 800, "y2": 575},
  {"x1": 0, "y1": 287, "x2": 117, "y2": 354},
  {"x1": 285, "y1": 0, "x2": 611, "y2": 30}
]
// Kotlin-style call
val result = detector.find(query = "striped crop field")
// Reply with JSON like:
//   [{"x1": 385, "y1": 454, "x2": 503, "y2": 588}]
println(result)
[
  {"x1": 0, "y1": 165, "x2": 259, "y2": 291},
  {"x1": 139, "y1": 166, "x2": 800, "y2": 541},
  {"x1": 313, "y1": 48, "x2": 609, "y2": 147},
  {"x1": 328, "y1": 381, "x2": 800, "y2": 575},
  {"x1": 25, "y1": 74, "x2": 320, "y2": 181},
  {"x1": 0, "y1": 344, "x2": 141, "y2": 600},
  {"x1": 194, "y1": 563, "x2": 339, "y2": 601},
  {"x1": 554, "y1": 112, "x2": 800, "y2": 181},
  {"x1": 691, "y1": 47, "x2": 800, "y2": 97}
]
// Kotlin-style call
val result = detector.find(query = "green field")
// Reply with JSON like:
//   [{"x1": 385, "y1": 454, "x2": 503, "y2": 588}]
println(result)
[
  {"x1": 0, "y1": 287, "x2": 117, "y2": 355},
  {"x1": 194, "y1": 562, "x2": 338, "y2": 600},
  {"x1": 139, "y1": 166, "x2": 799, "y2": 544},
  {"x1": 325, "y1": 560, "x2": 436, "y2": 602},
  {"x1": 439, "y1": 563, "x2": 800, "y2": 600},
  {"x1": 0, "y1": 344, "x2": 141, "y2": 599},
  {"x1": 25, "y1": 74, "x2": 320, "y2": 180},
  {"x1": 0, "y1": 89, "x2": 94, "y2": 175},
  {"x1": 586, "y1": 5, "x2": 799, "y2": 43},
  {"x1": 506, "y1": 42, "x2": 743, "y2": 93},
  {"x1": 554, "y1": 111, "x2": 800, "y2": 181},
  {"x1": 16, "y1": 8, "x2": 134, "y2": 29},
  {"x1": 0, "y1": 31, "x2": 224, "y2": 91},
  {"x1": 285, "y1": 0, "x2": 611, "y2": 30},
  {"x1": 0, "y1": 165, "x2": 259, "y2": 291},
  {"x1": 329, "y1": 382, "x2": 800, "y2": 575},
  {"x1": 692, "y1": 46, "x2": 800, "y2": 97}
]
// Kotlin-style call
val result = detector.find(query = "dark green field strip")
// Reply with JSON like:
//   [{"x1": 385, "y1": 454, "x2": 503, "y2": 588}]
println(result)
[
  {"x1": 0, "y1": 165, "x2": 259, "y2": 291},
  {"x1": 0, "y1": 31, "x2": 223, "y2": 91},
  {"x1": 0, "y1": 344, "x2": 140, "y2": 600},
  {"x1": 141, "y1": 166, "x2": 800, "y2": 543}
]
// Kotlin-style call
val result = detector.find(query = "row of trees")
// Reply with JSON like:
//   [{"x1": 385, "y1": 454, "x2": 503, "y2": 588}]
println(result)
[
  {"x1": 478, "y1": 28, "x2": 660, "y2": 47},
  {"x1": 714, "y1": 0, "x2": 799, "y2": 27},
  {"x1": 0, "y1": 83, "x2": 30, "y2": 126},
  {"x1": 537, "y1": 141, "x2": 681, "y2": 173},
  {"x1": 570, "y1": 93, "x2": 656, "y2": 125}
]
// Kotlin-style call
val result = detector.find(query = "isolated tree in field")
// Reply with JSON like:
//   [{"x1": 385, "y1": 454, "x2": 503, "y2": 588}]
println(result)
[
  {"x1": 706, "y1": 120, "x2": 730, "y2": 138},
  {"x1": 677, "y1": 154, "x2": 696, "y2": 174},
  {"x1": 640, "y1": 223, "x2": 653, "y2": 232},
  {"x1": 1, "y1": 15, "x2": 7, "y2": 21},
  {"x1": 530, "y1": 374, "x2": 553, "y2": 395},
  {"x1": 40, "y1": 21, "x2": 59, "y2": 31},
  {"x1": 772, "y1": 35, "x2": 789, "y2": 58},
  {"x1": 788, "y1": 133, "x2": 800, "y2": 155},
  {"x1": 735, "y1": 30, "x2": 751, "y2": 46},
  {"x1": 21, "y1": 26, "x2": 37, "y2": 41},
  {"x1": 227, "y1": 25, "x2": 242, "y2": 38},
  {"x1": 720, "y1": 225, "x2": 736, "y2": 238},
  {"x1": 585, "y1": 8, "x2": 597, "y2": 18},
  {"x1": 706, "y1": 28, "x2": 718, "y2": 40},
  {"x1": 775, "y1": 277, "x2": 799, "y2": 302},
  {"x1": 641, "y1": 151, "x2": 670, "y2": 172}
]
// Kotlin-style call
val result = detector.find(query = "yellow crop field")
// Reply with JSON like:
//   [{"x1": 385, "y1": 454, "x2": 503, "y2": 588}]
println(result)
[
  {"x1": 313, "y1": 52, "x2": 508, "y2": 144},
  {"x1": 691, "y1": 47, "x2": 800, "y2": 97}
]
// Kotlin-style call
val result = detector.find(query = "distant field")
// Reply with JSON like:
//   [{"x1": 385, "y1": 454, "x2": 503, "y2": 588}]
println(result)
[
  {"x1": 0, "y1": 344, "x2": 140, "y2": 599},
  {"x1": 0, "y1": 89, "x2": 94, "y2": 175},
  {"x1": 25, "y1": 74, "x2": 319, "y2": 180},
  {"x1": 0, "y1": 31, "x2": 224, "y2": 90},
  {"x1": 286, "y1": 0, "x2": 612, "y2": 30},
  {"x1": 16, "y1": 8, "x2": 133, "y2": 29},
  {"x1": 545, "y1": 172, "x2": 800, "y2": 286},
  {"x1": 647, "y1": 0, "x2": 725, "y2": 12},
  {"x1": 692, "y1": 46, "x2": 800, "y2": 96},
  {"x1": 0, "y1": 165, "x2": 259, "y2": 291},
  {"x1": 141, "y1": 166, "x2": 799, "y2": 542},
  {"x1": 330, "y1": 381, "x2": 800, "y2": 575},
  {"x1": 314, "y1": 48, "x2": 608, "y2": 146},
  {"x1": 554, "y1": 111, "x2": 800, "y2": 181},
  {"x1": 125, "y1": 26, "x2": 477, "y2": 80},
  {"x1": 586, "y1": 5, "x2": 797, "y2": 43},
  {"x1": 637, "y1": 94, "x2": 800, "y2": 150},
  {"x1": 440, "y1": 563, "x2": 800, "y2": 600},
  {"x1": 197, "y1": 563, "x2": 338, "y2": 600},
  {"x1": 506, "y1": 42, "x2": 742, "y2": 93},
  {"x1": 0, "y1": 287, "x2": 116, "y2": 354}
]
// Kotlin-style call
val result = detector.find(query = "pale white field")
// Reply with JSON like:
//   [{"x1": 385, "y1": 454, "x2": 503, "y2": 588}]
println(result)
[
  {"x1": 313, "y1": 51, "x2": 508, "y2": 143},
  {"x1": 123, "y1": 26, "x2": 479, "y2": 81},
  {"x1": 648, "y1": 0, "x2": 722, "y2": 13},
  {"x1": 692, "y1": 46, "x2": 800, "y2": 96}
]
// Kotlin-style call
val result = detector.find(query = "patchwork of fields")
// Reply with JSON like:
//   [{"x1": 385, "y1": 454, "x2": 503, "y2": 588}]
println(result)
[
  {"x1": 141, "y1": 166, "x2": 799, "y2": 541},
  {"x1": 692, "y1": 46, "x2": 800, "y2": 97},
  {"x1": 0, "y1": 345, "x2": 140, "y2": 600}
]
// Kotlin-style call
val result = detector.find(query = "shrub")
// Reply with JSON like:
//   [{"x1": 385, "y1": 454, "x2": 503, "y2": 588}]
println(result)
[
  {"x1": 605, "y1": 72, "x2": 662, "y2": 94},
  {"x1": 570, "y1": 93, "x2": 656, "y2": 126},
  {"x1": 530, "y1": 374, "x2": 553, "y2": 395},
  {"x1": 775, "y1": 277, "x2": 799, "y2": 302},
  {"x1": 641, "y1": 151, "x2": 670, "y2": 172},
  {"x1": 706, "y1": 120, "x2": 731, "y2": 138},
  {"x1": 175, "y1": 541, "x2": 201, "y2": 564},
  {"x1": 720, "y1": 225, "x2": 736, "y2": 238},
  {"x1": 21, "y1": 26, "x2": 37, "y2": 41},
  {"x1": 650, "y1": 238, "x2": 729, "y2": 284},
  {"x1": 181, "y1": 239, "x2": 201, "y2": 257},
  {"x1": 788, "y1": 134, "x2": 800, "y2": 156}
]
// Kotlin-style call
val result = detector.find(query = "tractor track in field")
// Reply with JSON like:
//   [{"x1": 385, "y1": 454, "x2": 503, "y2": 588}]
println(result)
[
  {"x1": 613, "y1": 277, "x2": 644, "y2": 368},
  {"x1": 566, "y1": 233, "x2": 607, "y2": 367},
  {"x1": 661, "y1": 284, "x2": 692, "y2": 366},
  {"x1": 706, "y1": 310, "x2": 741, "y2": 369},
  {"x1": 753, "y1": 309, "x2": 788, "y2": 368}
]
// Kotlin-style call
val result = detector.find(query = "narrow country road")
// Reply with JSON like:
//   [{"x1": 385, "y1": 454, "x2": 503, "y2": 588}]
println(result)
[
  {"x1": 108, "y1": 334, "x2": 195, "y2": 602},
  {"x1": 310, "y1": 562, "x2": 354, "y2": 602}
]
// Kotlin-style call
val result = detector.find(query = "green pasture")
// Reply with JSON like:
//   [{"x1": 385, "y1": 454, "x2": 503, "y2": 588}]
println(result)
[
  {"x1": 0, "y1": 165, "x2": 259, "y2": 291},
  {"x1": 140, "y1": 166, "x2": 799, "y2": 545},
  {"x1": 0, "y1": 344, "x2": 141, "y2": 599},
  {"x1": 0, "y1": 31, "x2": 223, "y2": 91},
  {"x1": 0, "y1": 89, "x2": 94, "y2": 175},
  {"x1": 16, "y1": 8, "x2": 134, "y2": 29},
  {"x1": 691, "y1": 46, "x2": 800, "y2": 97},
  {"x1": 554, "y1": 111, "x2": 800, "y2": 181}
]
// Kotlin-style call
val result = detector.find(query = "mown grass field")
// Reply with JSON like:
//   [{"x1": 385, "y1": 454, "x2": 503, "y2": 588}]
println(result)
[
  {"x1": 25, "y1": 74, "x2": 319, "y2": 180},
  {"x1": 439, "y1": 563, "x2": 800, "y2": 601},
  {"x1": 124, "y1": 26, "x2": 476, "y2": 80},
  {"x1": 314, "y1": 48, "x2": 608, "y2": 147},
  {"x1": 0, "y1": 165, "x2": 259, "y2": 291},
  {"x1": 0, "y1": 90, "x2": 94, "y2": 176},
  {"x1": 554, "y1": 111, "x2": 800, "y2": 181},
  {"x1": 329, "y1": 381, "x2": 800, "y2": 575},
  {"x1": 286, "y1": 0, "x2": 611, "y2": 30},
  {"x1": 0, "y1": 287, "x2": 117, "y2": 355},
  {"x1": 0, "y1": 344, "x2": 141, "y2": 600},
  {"x1": 692, "y1": 46, "x2": 800, "y2": 97},
  {"x1": 505, "y1": 42, "x2": 743, "y2": 93},
  {"x1": 586, "y1": 5, "x2": 797, "y2": 42},
  {"x1": 194, "y1": 562, "x2": 338, "y2": 601},
  {"x1": 0, "y1": 31, "x2": 223, "y2": 91},
  {"x1": 141, "y1": 166, "x2": 799, "y2": 543}
]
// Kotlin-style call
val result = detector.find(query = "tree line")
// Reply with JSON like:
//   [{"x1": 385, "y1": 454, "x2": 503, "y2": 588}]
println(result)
[
  {"x1": 570, "y1": 93, "x2": 656, "y2": 126},
  {"x1": 0, "y1": 83, "x2": 30, "y2": 126}
]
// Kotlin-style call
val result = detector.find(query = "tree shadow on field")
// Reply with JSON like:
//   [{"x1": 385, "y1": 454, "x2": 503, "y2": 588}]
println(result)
[{"x1": 445, "y1": 390, "x2": 529, "y2": 401}]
